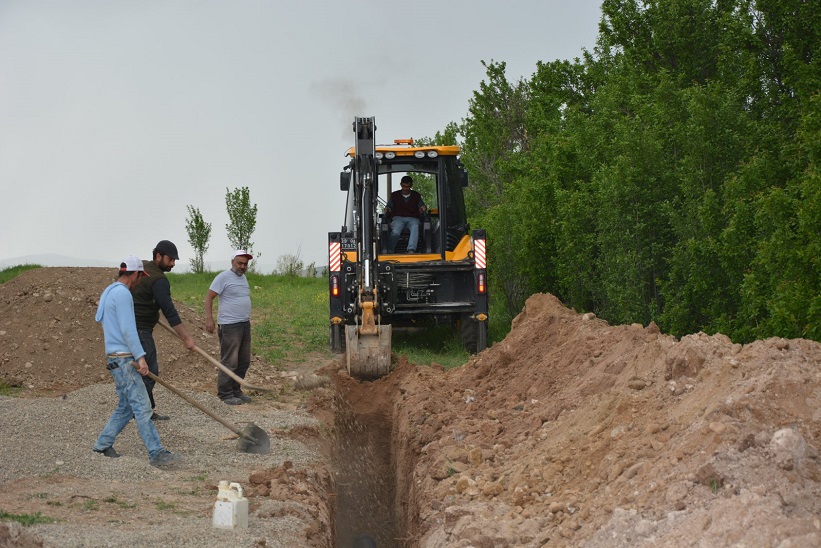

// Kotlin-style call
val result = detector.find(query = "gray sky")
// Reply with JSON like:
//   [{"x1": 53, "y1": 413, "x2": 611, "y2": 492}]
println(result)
[{"x1": 0, "y1": 0, "x2": 602, "y2": 273}]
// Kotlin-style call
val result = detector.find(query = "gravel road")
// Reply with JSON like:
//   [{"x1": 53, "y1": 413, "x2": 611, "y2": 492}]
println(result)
[{"x1": 0, "y1": 382, "x2": 326, "y2": 547}]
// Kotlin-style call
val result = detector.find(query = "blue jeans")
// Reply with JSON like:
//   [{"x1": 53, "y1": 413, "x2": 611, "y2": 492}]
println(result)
[
  {"x1": 388, "y1": 216, "x2": 420, "y2": 253},
  {"x1": 93, "y1": 356, "x2": 165, "y2": 460},
  {"x1": 217, "y1": 321, "x2": 252, "y2": 400}
]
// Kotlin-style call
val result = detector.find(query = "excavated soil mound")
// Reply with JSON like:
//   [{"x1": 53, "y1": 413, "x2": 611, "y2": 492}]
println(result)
[
  {"x1": 2, "y1": 268, "x2": 821, "y2": 547},
  {"x1": 369, "y1": 293, "x2": 821, "y2": 546},
  {"x1": 333, "y1": 293, "x2": 821, "y2": 546}
]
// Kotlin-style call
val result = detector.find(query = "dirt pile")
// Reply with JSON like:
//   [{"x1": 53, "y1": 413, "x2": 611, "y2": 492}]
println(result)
[{"x1": 366, "y1": 292, "x2": 821, "y2": 546}]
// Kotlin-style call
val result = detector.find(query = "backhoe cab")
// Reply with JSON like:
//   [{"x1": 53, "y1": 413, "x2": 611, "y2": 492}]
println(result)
[{"x1": 328, "y1": 117, "x2": 488, "y2": 379}]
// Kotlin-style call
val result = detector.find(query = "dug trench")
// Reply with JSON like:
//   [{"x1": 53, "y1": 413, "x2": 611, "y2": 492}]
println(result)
[
  {"x1": 3, "y1": 268, "x2": 821, "y2": 547},
  {"x1": 329, "y1": 370, "x2": 398, "y2": 546},
  {"x1": 322, "y1": 357, "x2": 441, "y2": 547}
]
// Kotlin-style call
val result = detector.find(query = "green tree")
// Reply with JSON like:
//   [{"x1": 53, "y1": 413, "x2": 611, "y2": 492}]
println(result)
[
  {"x1": 460, "y1": 61, "x2": 534, "y2": 317},
  {"x1": 184, "y1": 205, "x2": 211, "y2": 273},
  {"x1": 436, "y1": 0, "x2": 820, "y2": 343},
  {"x1": 461, "y1": 61, "x2": 531, "y2": 214},
  {"x1": 225, "y1": 186, "x2": 259, "y2": 259},
  {"x1": 411, "y1": 123, "x2": 461, "y2": 206}
]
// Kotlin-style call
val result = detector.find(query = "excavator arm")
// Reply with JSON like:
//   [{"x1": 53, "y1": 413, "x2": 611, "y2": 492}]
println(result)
[{"x1": 345, "y1": 117, "x2": 392, "y2": 378}]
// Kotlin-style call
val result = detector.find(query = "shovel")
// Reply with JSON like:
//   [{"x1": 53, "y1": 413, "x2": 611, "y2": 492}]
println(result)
[
  {"x1": 158, "y1": 319, "x2": 277, "y2": 393},
  {"x1": 131, "y1": 362, "x2": 271, "y2": 454}
]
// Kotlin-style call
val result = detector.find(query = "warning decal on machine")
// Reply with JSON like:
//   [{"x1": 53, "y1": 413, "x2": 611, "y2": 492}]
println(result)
[
  {"x1": 329, "y1": 241, "x2": 341, "y2": 272},
  {"x1": 474, "y1": 238, "x2": 486, "y2": 269}
]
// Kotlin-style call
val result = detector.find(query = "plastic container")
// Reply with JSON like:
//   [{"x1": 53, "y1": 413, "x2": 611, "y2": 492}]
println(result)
[{"x1": 212, "y1": 480, "x2": 248, "y2": 529}]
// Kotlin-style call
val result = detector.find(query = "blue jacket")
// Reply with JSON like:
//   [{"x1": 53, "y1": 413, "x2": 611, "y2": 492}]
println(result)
[{"x1": 96, "y1": 281, "x2": 146, "y2": 359}]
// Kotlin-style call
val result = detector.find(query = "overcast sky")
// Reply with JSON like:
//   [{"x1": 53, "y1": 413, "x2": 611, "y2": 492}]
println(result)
[{"x1": 0, "y1": 0, "x2": 602, "y2": 273}]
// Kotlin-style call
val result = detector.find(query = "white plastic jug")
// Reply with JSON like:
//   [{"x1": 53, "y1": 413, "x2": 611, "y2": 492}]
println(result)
[{"x1": 212, "y1": 480, "x2": 249, "y2": 530}]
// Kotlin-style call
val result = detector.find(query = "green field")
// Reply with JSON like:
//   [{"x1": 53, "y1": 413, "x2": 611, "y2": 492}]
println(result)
[
  {"x1": 168, "y1": 271, "x2": 489, "y2": 370},
  {"x1": 0, "y1": 264, "x2": 41, "y2": 284}
]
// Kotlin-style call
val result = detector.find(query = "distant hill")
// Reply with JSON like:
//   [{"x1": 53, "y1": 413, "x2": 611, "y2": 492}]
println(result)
[
  {"x1": 0, "y1": 254, "x2": 310, "y2": 276},
  {"x1": 0, "y1": 254, "x2": 116, "y2": 269}
]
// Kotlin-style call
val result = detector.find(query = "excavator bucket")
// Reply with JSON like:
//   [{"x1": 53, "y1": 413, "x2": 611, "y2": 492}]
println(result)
[{"x1": 345, "y1": 324, "x2": 392, "y2": 379}]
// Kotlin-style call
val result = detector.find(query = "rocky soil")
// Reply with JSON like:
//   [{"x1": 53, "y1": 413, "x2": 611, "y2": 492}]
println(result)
[{"x1": 2, "y1": 268, "x2": 821, "y2": 547}]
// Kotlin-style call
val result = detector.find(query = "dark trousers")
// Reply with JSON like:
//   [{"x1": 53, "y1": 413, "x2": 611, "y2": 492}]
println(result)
[
  {"x1": 217, "y1": 321, "x2": 252, "y2": 400},
  {"x1": 137, "y1": 329, "x2": 159, "y2": 409}
]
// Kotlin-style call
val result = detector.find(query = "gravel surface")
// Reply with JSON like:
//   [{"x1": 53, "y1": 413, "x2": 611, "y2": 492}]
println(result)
[{"x1": 1, "y1": 382, "x2": 326, "y2": 547}]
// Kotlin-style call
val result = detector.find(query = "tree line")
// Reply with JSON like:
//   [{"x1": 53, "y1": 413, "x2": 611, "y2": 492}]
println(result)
[{"x1": 448, "y1": 0, "x2": 818, "y2": 343}]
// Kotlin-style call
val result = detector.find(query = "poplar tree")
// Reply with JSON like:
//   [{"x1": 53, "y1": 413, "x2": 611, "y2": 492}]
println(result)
[
  {"x1": 185, "y1": 205, "x2": 211, "y2": 273},
  {"x1": 225, "y1": 186, "x2": 259, "y2": 260}
]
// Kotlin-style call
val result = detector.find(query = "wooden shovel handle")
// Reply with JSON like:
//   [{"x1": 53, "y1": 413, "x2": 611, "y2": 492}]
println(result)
[
  {"x1": 158, "y1": 319, "x2": 276, "y2": 393},
  {"x1": 130, "y1": 362, "x2": 255, "y2": 442}
]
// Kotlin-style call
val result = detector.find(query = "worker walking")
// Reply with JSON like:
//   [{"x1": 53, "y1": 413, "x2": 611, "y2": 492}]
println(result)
[
  {"x1": 205, "y1": 250, "x2": 254, "y2": 405},
  {"x1": 131, "y1": 240, "x2": 196, "y2": 420},
  {"x1": 92, "y1": 256, "x2": 181, "y2": 467}
]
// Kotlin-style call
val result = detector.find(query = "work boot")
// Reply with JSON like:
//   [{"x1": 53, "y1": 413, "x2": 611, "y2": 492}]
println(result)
[
  {"x1": 222, "y1": 396, "x2": 244, "y2": 405},
  {"x1": 149, "y1": 450, "x2": 182, "y2": 467},
  {"x1": 236, "y1": 394, "x2": 252, "y2": 403},
  {"x1": 93, "y1": 446, "x2": 120, "y2": 458},
  {"x1": 151, "y1": 412, "x2": 170, "y2": 421}
]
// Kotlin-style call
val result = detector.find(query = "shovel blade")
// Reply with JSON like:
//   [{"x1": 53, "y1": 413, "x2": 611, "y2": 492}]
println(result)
[{"x1": 236, "y1": 423, "x2": 270, "y2": 454}]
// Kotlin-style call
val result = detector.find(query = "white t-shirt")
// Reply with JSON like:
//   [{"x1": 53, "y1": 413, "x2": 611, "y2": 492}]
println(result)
[{"x1": 209, "y1": 269, "x2": 252, "y2": 325}]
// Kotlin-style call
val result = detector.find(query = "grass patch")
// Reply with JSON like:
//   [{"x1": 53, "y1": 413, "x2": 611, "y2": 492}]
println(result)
[
  {"x1": 170, "y1": 486, "x2": 202, "y2": 496},
  {"x1": 168, "y1": 272, "x2": 328, "y2": 366},
  {"x1": 0, "y1": 511, "x2": 56, "y2": 526},
  {"x1": 154, "y1": 501, "x2": 176, "y2": 511},
  {"x1": 0, "y1": 264, "x2": 41, "y2": 285},
  {"x1": 0, "y1": 381, "x2": 23, "y2": 397},
  {"x1": 103, "y1": 496, "x2": 137, "y2": 509},
  {"x1": 392, "y1": 325, "x2": 470, "y2": 370}
]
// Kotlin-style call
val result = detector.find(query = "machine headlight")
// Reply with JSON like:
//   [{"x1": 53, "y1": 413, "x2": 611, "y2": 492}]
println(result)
[
  {"x1": 414, "y1": 151, "x2": 425, "y2": 158},
  {"x1": 427, "y1": 151, "x2": 438, "y2": 158},
  {"x1": 385, "y1": 151, "x2": 396, "y2": 159}
]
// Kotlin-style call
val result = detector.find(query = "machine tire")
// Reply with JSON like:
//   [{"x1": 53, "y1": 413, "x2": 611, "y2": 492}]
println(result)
[
  {"x1": 330, "y1": 324, "x2": 345, "y2": 354},
  {"x1": 460, "y1": 313, "x2": 487, "y2": 354}
]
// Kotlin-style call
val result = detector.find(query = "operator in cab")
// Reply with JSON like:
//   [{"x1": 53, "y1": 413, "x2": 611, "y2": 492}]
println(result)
[{"x1": 384, "y1": 175, "x2": 427, "y2": 254}]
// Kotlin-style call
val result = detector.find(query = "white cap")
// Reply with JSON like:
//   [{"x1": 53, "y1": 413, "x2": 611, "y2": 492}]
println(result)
[
  {"x1": 119, "y1": 256, "x2": 148, "y2": 276},
  {"x1": 233, "y1": 250, "x2": 253, "y2": 260}
]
